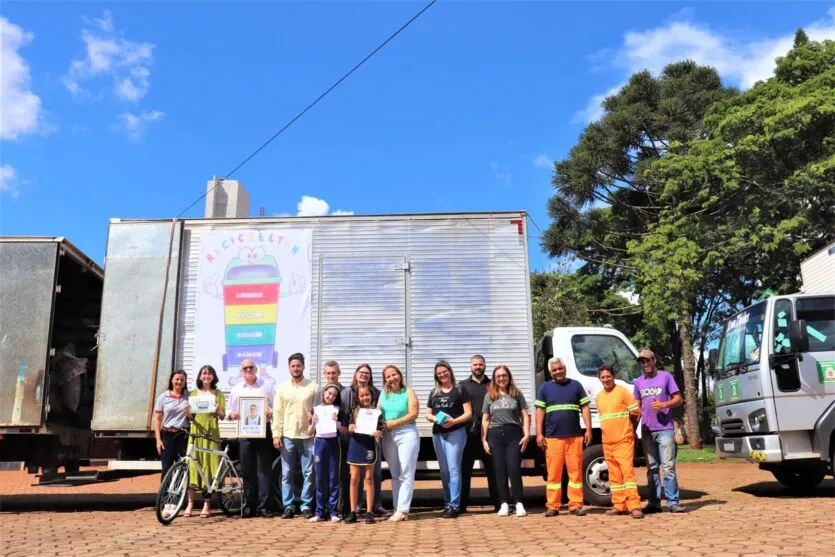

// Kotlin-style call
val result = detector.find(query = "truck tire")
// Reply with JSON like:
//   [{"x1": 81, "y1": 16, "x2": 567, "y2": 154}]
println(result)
[
  {"x1": 771, "y1": 464, "x2": 826, "y2": 493},
  {"x1": 582, "y1": 444, "x2": 612, "y2": 507}
]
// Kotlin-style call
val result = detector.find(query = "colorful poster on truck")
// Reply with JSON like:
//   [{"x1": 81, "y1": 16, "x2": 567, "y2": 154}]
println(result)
[{"x1": 193, "y1": 229, "x2": 312, "y2": 388}]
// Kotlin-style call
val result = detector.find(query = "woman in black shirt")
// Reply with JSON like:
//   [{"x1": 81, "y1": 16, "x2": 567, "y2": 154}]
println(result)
[{"x1": 425, "y1": 360, "x2": 472, "y2": 518}]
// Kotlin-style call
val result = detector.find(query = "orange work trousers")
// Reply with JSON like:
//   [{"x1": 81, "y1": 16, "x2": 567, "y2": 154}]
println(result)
[
  {"x1": 545, "y1": 436, "x2": 583, "y2": 511},
  {"x1": 603, "y1": 439, "x2": 641, "y2": 512}
]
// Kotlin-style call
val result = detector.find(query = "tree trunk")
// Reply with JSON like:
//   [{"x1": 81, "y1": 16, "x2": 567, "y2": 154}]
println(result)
[{"x1": 679, "y1": 312, "x2": 702, "y2": 449}]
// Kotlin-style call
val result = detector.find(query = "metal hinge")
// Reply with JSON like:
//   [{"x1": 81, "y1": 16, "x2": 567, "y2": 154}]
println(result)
[
  {"x1": 395, "y1": 337, "x2": 412, "y2": 346},
  {"x1": 55, "y1": 284, "x2": 62, "y2": 294},
  {"x1": 396, "y1": 261, "x2": 410, "y2": 272}
]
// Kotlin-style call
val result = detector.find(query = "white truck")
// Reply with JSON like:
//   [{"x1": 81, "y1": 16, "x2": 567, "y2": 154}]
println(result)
[
  {"x1": 1, "y1": 214, "x2": 644, "y2": 505},
  {"x1": 713, "y1": 243, "x2": 835, "y2": 491}
]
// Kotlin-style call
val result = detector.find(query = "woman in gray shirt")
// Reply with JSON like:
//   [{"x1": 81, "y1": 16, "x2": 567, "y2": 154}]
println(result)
[
  {"x1": 480, "y1": 364, "x2": 530, "y2": 517},
  {"x1": 153, "y1": 370, "x2": 191, "y2": 479}
]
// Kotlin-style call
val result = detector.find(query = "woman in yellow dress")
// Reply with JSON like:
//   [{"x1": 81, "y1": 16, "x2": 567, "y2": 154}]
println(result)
[{"x1": 184, "y1": 365, "x2": 226, "y2": 518}]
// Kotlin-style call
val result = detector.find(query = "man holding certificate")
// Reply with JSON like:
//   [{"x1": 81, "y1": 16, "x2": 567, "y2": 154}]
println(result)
[{"x1": 228, "y1": 359, "x2": 275, "y2": 518}]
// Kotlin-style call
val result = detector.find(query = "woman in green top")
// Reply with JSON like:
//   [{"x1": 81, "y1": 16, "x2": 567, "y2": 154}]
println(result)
[
  {"x1": 378, "y1": 364, "x2": 419, "y2": 522},
  {"x1": 185, "y1": 365, "x2": 226, "y2": 518}
]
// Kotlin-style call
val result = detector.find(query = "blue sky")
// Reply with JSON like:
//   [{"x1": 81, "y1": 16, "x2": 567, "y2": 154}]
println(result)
[{"x1": 2, "y1": 1, "x2": 834, "y2": 270}]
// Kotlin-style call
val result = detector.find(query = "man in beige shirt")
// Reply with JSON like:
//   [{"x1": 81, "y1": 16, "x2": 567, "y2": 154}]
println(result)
[{"x1": 272, "y1": 352, "x2": 317, "y2": 519}]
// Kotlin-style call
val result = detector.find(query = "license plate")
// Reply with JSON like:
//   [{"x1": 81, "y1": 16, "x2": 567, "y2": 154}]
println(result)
[{"x1": 723, "y1": 441, "x2": 735, "y2": 452}]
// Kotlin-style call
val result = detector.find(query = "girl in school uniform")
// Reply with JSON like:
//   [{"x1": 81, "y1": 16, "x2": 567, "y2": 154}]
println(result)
[
  {"x1": 345, "y1": 385, "x2": 383, "y2": 524},
  {"x1": 308, "y1": 383, "x2": 345, "y2": 522}
]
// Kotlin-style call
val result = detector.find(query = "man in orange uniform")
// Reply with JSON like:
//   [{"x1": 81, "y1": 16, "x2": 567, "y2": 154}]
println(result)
[
  {"x1": 536, "y1": 357, "x2": 592, "y2": 516},
  {"x1": 595, "y1": 364, "x2": 643, "y2": 519}
]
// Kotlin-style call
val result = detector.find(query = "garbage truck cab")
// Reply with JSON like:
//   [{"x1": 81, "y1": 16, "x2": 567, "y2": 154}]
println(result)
[{"x1": 713, "y1": 293, "x2": 835, "y2": 491}]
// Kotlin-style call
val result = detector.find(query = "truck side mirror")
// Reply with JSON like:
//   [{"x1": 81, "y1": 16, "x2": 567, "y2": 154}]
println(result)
[
  {"x1": 707, "y1": 348, "x2": 718, "y2": 373},
  {"x1": 788, "y1": 320, "x2": 809, "y2": 353}
]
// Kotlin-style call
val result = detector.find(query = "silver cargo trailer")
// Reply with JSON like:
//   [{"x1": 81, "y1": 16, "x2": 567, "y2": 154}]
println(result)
[
  {"x1": 0, "y1": 237, "x2": 103, "y2": 474},
  {"x1": 92, "y1": 212, "x2": 535, "y2": 460}
]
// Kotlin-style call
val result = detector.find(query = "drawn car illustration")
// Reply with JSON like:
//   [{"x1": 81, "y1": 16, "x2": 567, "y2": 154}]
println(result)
[{"x1": 221, "y1": 250, "x2": 281, "y2": 371}]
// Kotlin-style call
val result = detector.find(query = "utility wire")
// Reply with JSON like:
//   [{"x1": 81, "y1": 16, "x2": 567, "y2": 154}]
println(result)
[{"x1": 176, "y1": 0, "x2": 439, "y2": 218}]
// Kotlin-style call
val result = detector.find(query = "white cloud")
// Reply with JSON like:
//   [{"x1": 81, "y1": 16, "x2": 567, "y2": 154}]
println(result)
[
  {"x1": 64, "y1": 11, "x2": 155, "y2": 103},
  {"x1": 114, "y1": 109, "x2": 165, "y2": 141},
  {"x1": 296, "y1": 195, "x2": 354, "y2": 216},
  {"x1": 577, "y1": 8, "x2": 835, "y2": 123},
  {"x1": 0, "y1": 17, "x2": 43, "y2": 140},
  {"x1": 0, "y1": 164, "x2": 22, "y2": 197},
  {"x1": 533, "y1": 154, "x2": 553, "y2": 169}
]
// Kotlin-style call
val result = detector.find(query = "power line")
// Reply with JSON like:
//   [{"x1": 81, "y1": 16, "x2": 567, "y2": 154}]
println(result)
[{"x1": 176, "y1": 0, "x2": 439, "y2": 218}]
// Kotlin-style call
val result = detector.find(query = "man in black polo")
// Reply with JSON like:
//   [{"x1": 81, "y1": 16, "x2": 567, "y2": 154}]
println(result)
[{"x1": 458, "y1": 354, "x2": 498, "y2": 513}]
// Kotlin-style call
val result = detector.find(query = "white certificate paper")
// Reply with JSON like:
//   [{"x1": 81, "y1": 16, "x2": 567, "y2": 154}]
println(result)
[
  {"x1": 190, "y1": 395, "x2": 216, "y2": 414},
  {"x1": 355, "y1": 408, "x2": 381, "y2": 435},
  {"x1": 314, "y1": 405, "x2": 338, "y2": 436}
]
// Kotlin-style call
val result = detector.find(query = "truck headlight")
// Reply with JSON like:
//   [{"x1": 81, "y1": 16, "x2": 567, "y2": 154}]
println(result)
[{"x1": 748, "y1": 409, "x2": 768, "y2": 432}]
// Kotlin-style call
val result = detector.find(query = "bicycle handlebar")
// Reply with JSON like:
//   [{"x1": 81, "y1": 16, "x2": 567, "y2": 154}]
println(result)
[{"x1": 173, "y1": 428, "x2": 222, "y2": 445}]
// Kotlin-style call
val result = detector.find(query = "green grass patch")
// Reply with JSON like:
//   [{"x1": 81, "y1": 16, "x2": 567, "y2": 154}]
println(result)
[{"x1": 676, "y1": 446, "x2": 718, "y2": 463}]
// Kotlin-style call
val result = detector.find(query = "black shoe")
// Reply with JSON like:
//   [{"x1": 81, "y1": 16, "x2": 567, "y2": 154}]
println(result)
[
  {"x1": 440, "y1": 507, "x2": 458, "y2": 519},
  {"x1": 668, "y1": 504, "x2": 686, "y2": 513},
  {"x1": 373, "y1": 506, "x2": 392, "y2": 517},
  {"x1": 281, "y1": 507, "x2": 295, "y2": 519},
  {"x1": 258, "y1": 510, "x2": 275, "y2": 519},
  {"x1": 240, "y1": 509, "x2": 256, "y2": 519},
  {"x1": 544, "y1": 509, "x2": 559, "y2": 517},
  {"x1": 344, "y1": 511, "x2": 357, "y2": 524},
  {"x1": 364, "y1": 512, "x2": 376, "y2": 524},
  {"x1": 569, "y1": 508, "x2": 587, "y2": 516},
  {"x1": 643, "y1": 504, "x2": 663, "y2": 514},
  {"x1": 301, "y1": 508, "x2": 314, "y2": 520}
]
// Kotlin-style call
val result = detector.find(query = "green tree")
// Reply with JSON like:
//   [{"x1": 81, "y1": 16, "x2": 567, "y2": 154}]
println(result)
[
  {"x1": 634, "y1": 32, "x2": 835, "y2": 446},
  {"x1": 543, "y1": 61, "x2": 736, "y2": 445}
]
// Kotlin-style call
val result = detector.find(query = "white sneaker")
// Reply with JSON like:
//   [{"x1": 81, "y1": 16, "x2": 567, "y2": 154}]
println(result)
[
  {"x1": 162, "y1": 503, "x2": 176, "y2": 518},
  {"x1": 307, "y1": 515, "x2": 323, "y2": 523},
  {"x1": 515, "y1": 502, "x2": 527, "y2": 517},
  {"x1": 497, "y1": 502, "x2": 510, "y2": 517},
  {"x1": 388, "y1": 511, "x2": 407, "y2": 522},
  {"x1": 330, "y1": 515, "x2": 341, "y2": 522}
]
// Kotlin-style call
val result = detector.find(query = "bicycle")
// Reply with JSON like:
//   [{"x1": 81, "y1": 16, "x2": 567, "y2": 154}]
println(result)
[{"x1": 155, "y1": 430, "x2": 243, "y2": 525}]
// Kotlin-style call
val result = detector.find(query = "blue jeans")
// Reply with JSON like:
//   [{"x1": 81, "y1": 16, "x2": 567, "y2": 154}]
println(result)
[
  {"x1": 640, "y1": 428, "x2": 679, "y2": 507},
  {"x1": 313, "y1": 437, "x2": 340, "y2": 518},
  {"x1": 432, "y1": 427, "x2": 467, "y2": 511},
  {"x1": 280, "y1": 437, "x2": 315, "y2": 511}
]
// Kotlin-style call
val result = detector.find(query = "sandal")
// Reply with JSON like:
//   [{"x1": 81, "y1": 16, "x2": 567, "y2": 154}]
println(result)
[
  {"x1": 200, "y1": 502, "x2": 211, "y2": 518},
  {"x1": 183, "y1": 503, "x2": 194, "y2": 517}
]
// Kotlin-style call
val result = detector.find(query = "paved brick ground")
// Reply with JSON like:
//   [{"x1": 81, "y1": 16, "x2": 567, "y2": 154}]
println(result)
[{"x1": 1, "y1": 462, "x2": 832, "y2": 556}]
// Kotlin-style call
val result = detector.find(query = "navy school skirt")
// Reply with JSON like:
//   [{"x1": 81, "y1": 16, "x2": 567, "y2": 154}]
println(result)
[{"x1": 347, "y1": 434, "x2": 377, "y2": 466}]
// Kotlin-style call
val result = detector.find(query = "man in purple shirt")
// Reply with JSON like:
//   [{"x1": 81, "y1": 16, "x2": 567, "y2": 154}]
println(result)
[{"x1": 633, "y1": 349, "x2": 685, "y2": 513}]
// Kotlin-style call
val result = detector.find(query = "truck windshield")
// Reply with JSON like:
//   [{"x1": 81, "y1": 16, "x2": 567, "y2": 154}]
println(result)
[
  {"x1": 796, "y1": 296, "x2": 835, "y2": 352},
  {"x1": 570, "y1": 334, "x2": 641, "y2": 382},
  {"x1": 716, "y1": 301, "x2": 766, "y2": 377}
]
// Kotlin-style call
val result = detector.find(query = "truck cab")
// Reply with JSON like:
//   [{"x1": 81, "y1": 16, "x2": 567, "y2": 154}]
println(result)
[
  {"x1": 713, "y1": 293, "x2": 835, "y2": 491},
  {"x1": 534, "y1": 326, "x2": 643, "y2": 506}
]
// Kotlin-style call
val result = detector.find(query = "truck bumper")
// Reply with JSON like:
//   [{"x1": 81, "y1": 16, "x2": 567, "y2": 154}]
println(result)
[{"x1": 715, "y1": 435, "x2": 782, "y2": 463}]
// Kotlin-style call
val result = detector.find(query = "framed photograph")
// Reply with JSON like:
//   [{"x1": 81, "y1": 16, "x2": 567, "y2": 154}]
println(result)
[{"x1": 237, "y1": 396, "x2": 267, "y2": 438}]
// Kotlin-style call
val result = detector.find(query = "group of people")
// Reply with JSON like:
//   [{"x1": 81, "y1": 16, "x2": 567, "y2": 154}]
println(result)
[{"x1": 153, "y1": 348, "x2": 685, "y2": 522}]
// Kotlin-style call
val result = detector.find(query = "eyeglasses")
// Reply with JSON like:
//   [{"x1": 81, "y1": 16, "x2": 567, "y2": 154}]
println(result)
[{"x1": 242, "y1": 366, "x2": 255, "y2": 371}]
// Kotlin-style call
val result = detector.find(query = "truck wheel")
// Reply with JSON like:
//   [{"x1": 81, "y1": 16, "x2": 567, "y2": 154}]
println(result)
[
  {"x1": 582, "y1": 444, "x2": 612, "y2": 507},
  {"x1": 771, "y1": 464, "x2": 826, "y2": 493}
]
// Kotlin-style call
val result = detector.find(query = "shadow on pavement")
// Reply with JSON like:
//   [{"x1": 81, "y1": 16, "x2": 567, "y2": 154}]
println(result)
[
  {"x1": 0, "y1": 493, "x2": 156, "y2": 513},
  {"x1": 733, "y1": 478, "x2": 835, "y2": 498}
]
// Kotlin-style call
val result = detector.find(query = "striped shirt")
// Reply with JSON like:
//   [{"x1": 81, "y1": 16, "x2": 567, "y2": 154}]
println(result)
[
  {"x1": 594, "y1": 385, "x2": 640, "y2": 444},
  {"x1": 535, "y1": 379, "x2": 589, "y2": 438}
]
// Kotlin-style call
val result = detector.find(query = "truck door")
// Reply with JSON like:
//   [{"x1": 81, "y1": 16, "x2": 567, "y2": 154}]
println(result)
[
  {"x1": 0, "y1": 241, "x2": 59, "y2": 427},
  {"x1": 315, "y1": 256, "x2": 408, "y2": 379},
  {"x1": 770, "y1": 296, "x2": 835, "y2": 433}
]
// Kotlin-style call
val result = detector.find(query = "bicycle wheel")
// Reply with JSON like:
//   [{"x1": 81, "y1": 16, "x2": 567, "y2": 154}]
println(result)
[
  {"x1": 155, "y1": 461, "x2": 189, "y2": 525},
  {"x1": 217, "y1": 459, "x2": 243, "y2": 516}
]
